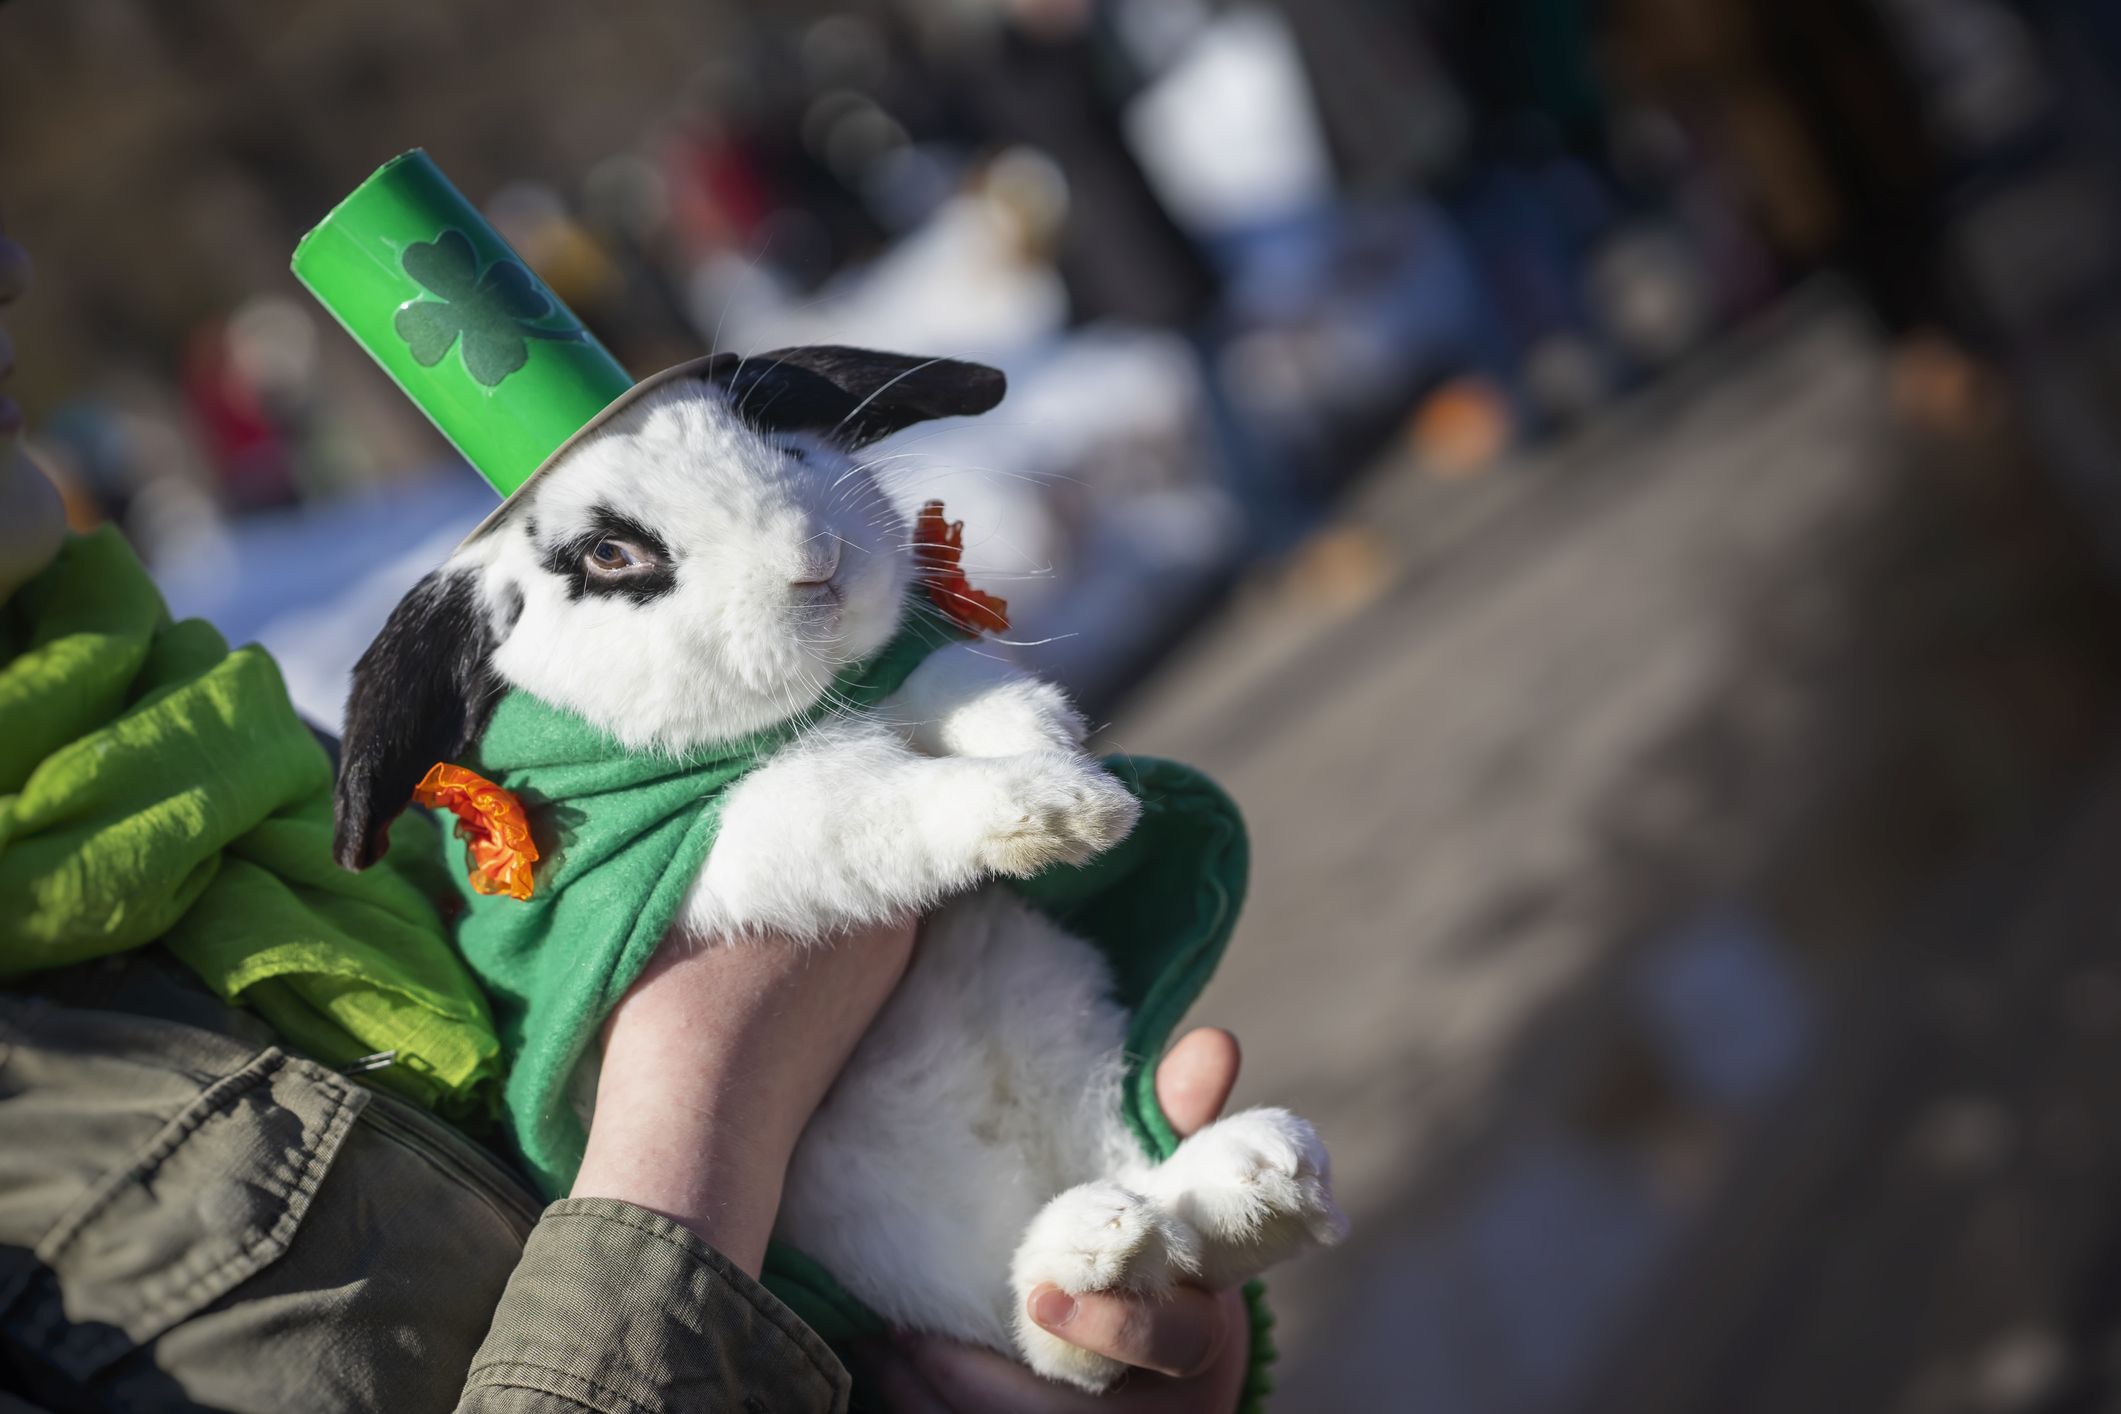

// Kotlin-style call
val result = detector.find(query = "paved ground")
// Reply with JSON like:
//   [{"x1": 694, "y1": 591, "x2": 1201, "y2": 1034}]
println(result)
[
  {"x1": 1106, "y1": 286, "x2": 2121, "y2": 1412},
  {"x1": 1572, "y1": 742, "x2": 2121, "y2": 1414}
]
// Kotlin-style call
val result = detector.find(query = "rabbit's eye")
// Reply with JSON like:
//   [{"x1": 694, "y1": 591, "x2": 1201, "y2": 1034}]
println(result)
[
  {"x1": 557, "y1": 511, "x2": 676, "y2": 601},
  {"x1": 583, "y1": 536, "x2": 662, "y2": 583}
]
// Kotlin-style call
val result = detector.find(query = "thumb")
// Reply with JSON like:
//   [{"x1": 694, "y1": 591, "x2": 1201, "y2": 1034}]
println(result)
[{"x1": 1155, "y1": 1027, "x2": 1240, "y2": 1137}]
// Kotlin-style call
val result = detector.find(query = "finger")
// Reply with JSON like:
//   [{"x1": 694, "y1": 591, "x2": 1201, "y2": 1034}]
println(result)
[
  {"x1": 1154, "y1": 1027, "x2": 1240, "y2": 1137},
  {"x1": 1026, "y1": 1282, "x2": 1228, "y2": 1379}
]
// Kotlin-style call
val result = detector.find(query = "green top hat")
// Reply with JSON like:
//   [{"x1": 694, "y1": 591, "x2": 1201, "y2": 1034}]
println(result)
[{"x1": 293, "y1": 150, "x2": 663, "y2": 534}]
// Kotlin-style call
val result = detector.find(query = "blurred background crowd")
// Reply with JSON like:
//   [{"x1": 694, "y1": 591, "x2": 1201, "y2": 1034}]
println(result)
[{"x1": 11, "y1": 0, "x2": 2121, "y2": 1409}]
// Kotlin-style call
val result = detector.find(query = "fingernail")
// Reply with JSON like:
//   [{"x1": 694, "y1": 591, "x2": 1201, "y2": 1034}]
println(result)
[{"x1": 1030, "y1": 1285, "x2": 1077, "y2": 1329}]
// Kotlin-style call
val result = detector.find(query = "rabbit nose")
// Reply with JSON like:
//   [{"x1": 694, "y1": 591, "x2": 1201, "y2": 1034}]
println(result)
[{"x1": 792, "y1": 539, "x2": 842, "y2": 586}]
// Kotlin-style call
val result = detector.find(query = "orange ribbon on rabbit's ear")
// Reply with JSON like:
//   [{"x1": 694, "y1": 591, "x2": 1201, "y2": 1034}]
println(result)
[
  {"x1": 415, "y1": 763, "x2": 540, "y2": 901},
  {"x1": 911, "y1": 500, "x2": 1010, "y2": 636}
]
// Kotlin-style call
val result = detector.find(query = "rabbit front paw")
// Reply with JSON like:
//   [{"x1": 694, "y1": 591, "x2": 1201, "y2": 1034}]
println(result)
[
  {"x1": 953, "y1": 752, "x2": 1141, "y2": 879},
  {"x1": 1138, "y1": 1107, "x2": 1349, "y2": 1289},
  {"x1": 1009, "y1": 1181, "x2": 1202, "y2": 1392}
]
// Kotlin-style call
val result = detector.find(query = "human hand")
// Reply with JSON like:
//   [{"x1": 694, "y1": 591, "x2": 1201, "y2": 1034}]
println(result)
[
  {"x1": 569, "y1": 915, "x2": 920, "y2": 1275},
  {"x1": 858, "y1": 1026, "x2": 1254, "y2": 1412}
]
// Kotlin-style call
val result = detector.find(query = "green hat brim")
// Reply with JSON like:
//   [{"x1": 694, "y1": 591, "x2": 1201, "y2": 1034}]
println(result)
[{"x1": 454, "y1": 353, "x2": 732, "y2": 547}]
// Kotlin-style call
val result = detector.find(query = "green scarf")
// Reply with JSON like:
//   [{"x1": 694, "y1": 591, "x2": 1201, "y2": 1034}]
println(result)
[
  {"x1": 0, "y1": 528, "x2": 502, "y2": 1116},
  {"x1": 450, "y1": 609, "x2": 1272, "y2": 1405},
  {"x1": 448, "y1": 606, "x2": 966, "y2": 1197}
]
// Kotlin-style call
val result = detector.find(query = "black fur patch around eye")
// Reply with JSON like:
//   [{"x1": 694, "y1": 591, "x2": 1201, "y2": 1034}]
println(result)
[{"x1": 541, "y1": 507, "x2": 678, "y2": 604}]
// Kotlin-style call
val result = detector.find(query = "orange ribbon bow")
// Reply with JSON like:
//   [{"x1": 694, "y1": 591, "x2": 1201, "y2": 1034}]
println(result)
[
  {"x1": 912, "y1": 499, "x2": 1010, "y2": 636},
  {"x1": 414, "y1": 763, "x2": 540, "y2": 901}
]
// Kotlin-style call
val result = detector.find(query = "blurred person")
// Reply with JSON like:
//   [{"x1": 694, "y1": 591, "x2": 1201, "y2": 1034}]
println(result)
[
  {"x1": 0, "y1": 219, "x2": 1259, "y2": 1412},
  {"x1": 181, "y1": 315, "x2": 299, "y2": 513},
  {"x1": 1749, "y1": 0, "x2": 1951, "y2": 332},
  {"x1": 663, "y1": 40, "x2": 892, "y2": 291},
  {"x1": 1269, "y1": 0, "x2": 1472, "y2": 193},
  {"x1": 1602, "y1": 0, "x2": 1950, "y2": 332},
  {"x1": 939, "y1": 0, "x2": 1220, "y2": 328}
]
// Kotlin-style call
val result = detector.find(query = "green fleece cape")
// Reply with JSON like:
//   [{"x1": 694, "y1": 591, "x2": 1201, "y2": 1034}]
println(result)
[
  {"x1": 0, "y1": 529, "x2": 502, "y2": 1116},
  {"x1": 447, "y1": 609, "x2": 1274, "y2": 1407}
]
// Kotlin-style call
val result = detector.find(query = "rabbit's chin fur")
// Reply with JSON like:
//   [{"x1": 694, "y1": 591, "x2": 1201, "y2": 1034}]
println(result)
[{"x1": 338, "y1": 350, "x2": 1345, "y2": 1391}]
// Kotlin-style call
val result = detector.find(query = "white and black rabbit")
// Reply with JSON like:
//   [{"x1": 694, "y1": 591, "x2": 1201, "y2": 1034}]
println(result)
[{"x1": 331, "y1": 346, "x2": 1346, "y2": 1391}]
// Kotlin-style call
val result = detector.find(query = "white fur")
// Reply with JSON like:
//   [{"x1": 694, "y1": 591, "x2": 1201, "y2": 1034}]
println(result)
[{"x1": 445, "y1": 378, "x2": 1345, "y2": 1390}]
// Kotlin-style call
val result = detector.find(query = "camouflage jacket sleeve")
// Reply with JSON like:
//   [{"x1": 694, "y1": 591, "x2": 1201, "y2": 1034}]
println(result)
[{"x1": 458, "y1": 1199, "x2": 850, "y2": 1414}]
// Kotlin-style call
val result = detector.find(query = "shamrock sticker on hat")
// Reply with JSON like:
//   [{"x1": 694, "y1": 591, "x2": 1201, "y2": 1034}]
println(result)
[
  {"x1": 394, "y1": 229, "x2": 584, "y2": 388},
  {"x1": 294, "y1": 151, "x2": 636, "y2": 499}
]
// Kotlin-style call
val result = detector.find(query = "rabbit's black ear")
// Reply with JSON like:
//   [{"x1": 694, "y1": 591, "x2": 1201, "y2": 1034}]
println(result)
[
  {"x1": 712, "y1": 346, "x2": 1005, "y2": 449},
  {"x1": 333, "y1": 569, "x2": 503, "y2": 871}
]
